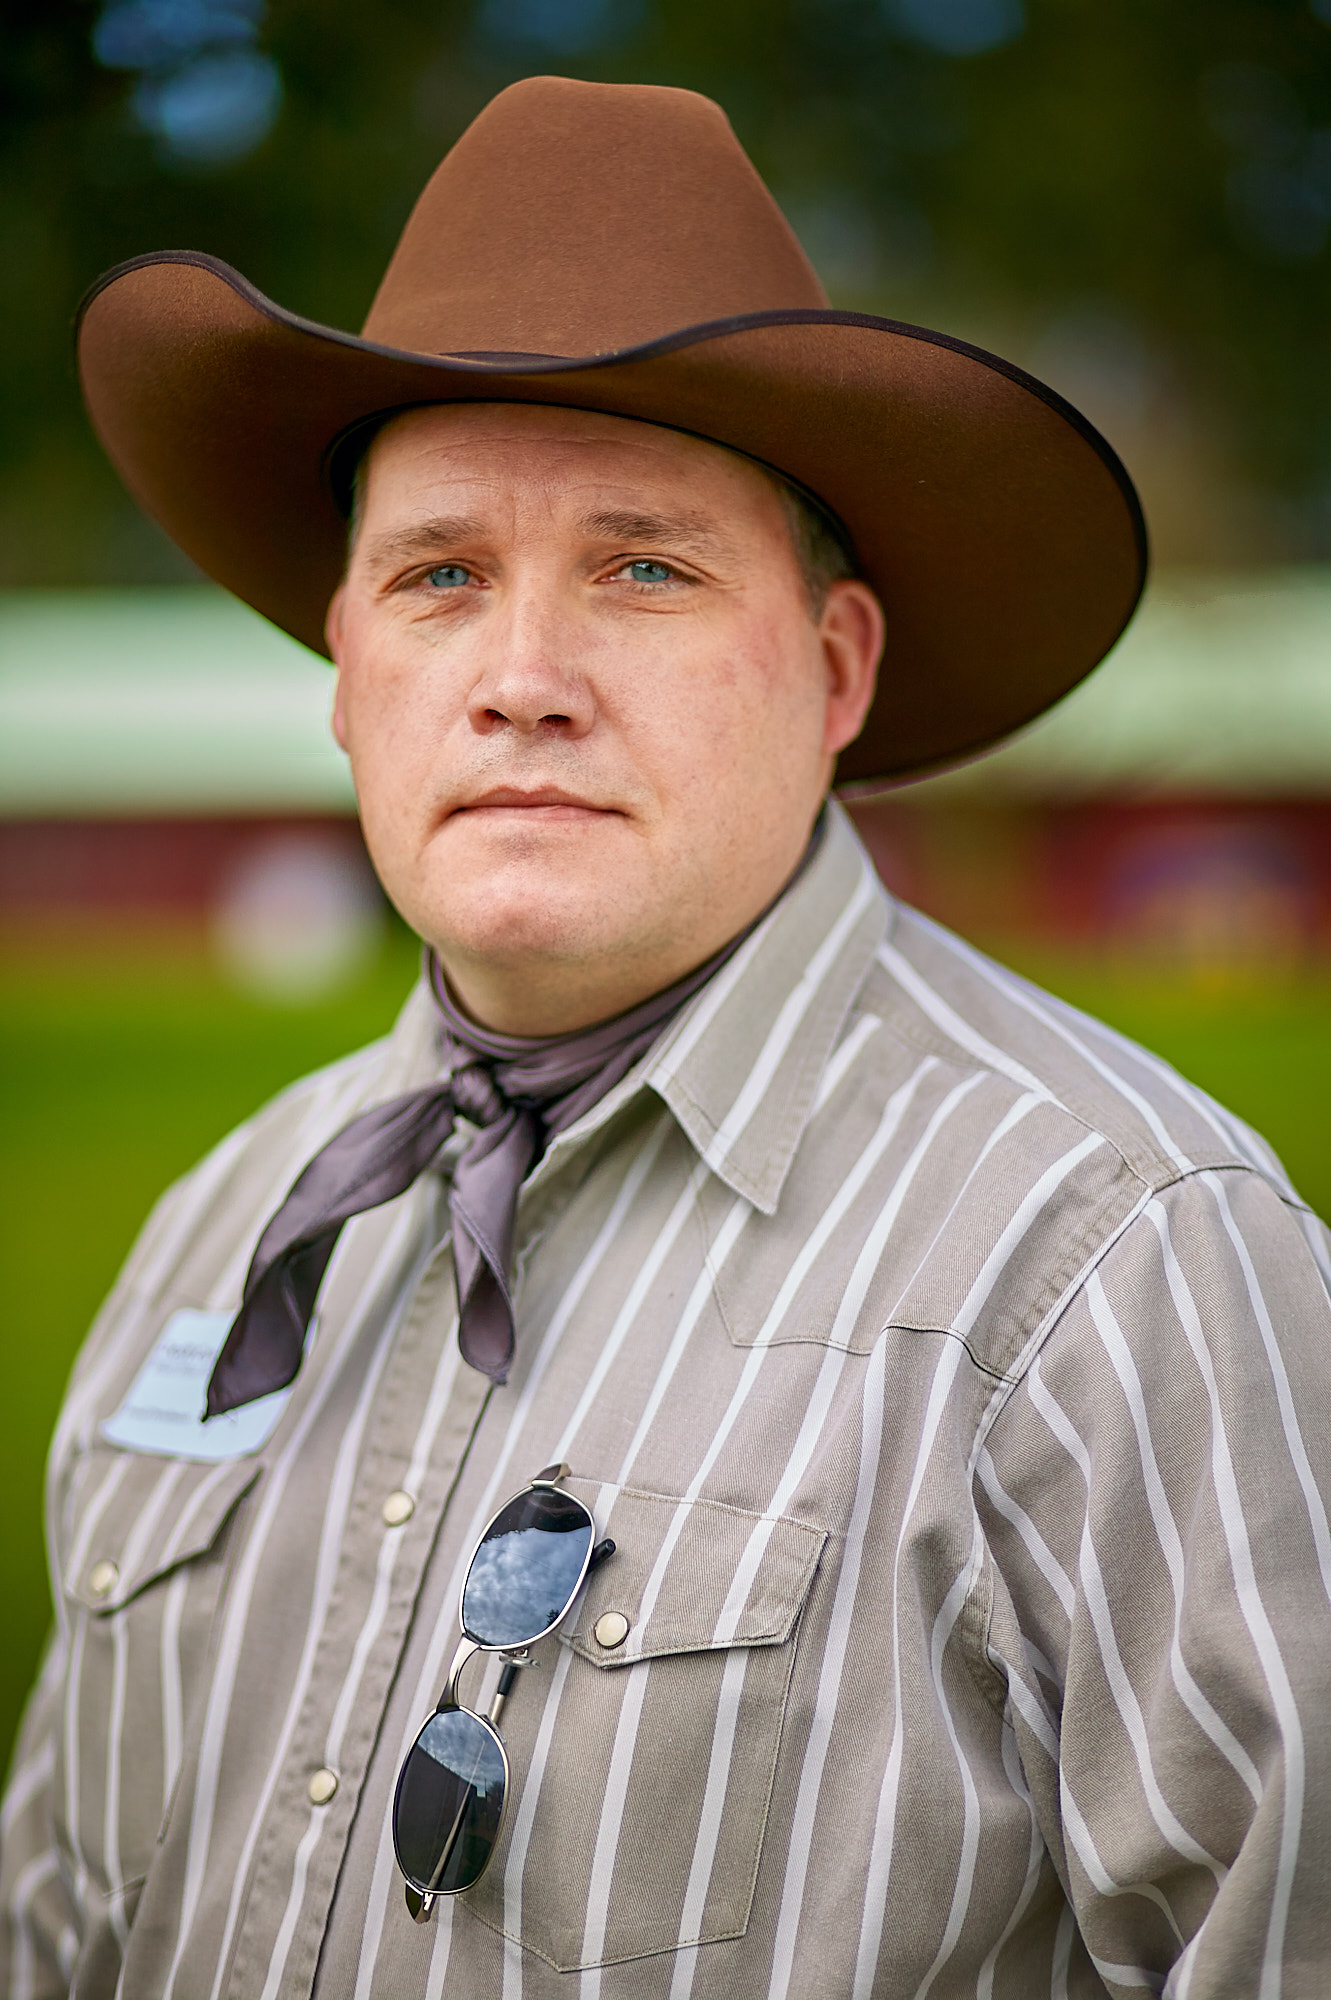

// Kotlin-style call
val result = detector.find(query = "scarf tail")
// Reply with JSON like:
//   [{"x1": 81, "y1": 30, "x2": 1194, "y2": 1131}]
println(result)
[{"x1": 205, "y1": 1230, "x2": 340, "y2": 1418}]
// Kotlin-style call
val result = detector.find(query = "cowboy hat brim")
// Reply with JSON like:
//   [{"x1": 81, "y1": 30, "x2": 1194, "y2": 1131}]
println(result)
[{"x1": 77, "y1": 250, "x2": 1147, "y2": 786}]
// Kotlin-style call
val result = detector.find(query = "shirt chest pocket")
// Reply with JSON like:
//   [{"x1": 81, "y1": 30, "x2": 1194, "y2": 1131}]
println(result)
[
  {"x1": 462, "y1": 1482, "x2": 826, "y2": 1974},
  {"x1": 53, "y1": 1447, "x2": 260, "y2": 1897}
]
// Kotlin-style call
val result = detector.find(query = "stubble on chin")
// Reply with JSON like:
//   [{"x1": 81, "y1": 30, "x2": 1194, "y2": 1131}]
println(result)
[{"x1": 407, "y1": 847, "x2": 649, "y2": 973}]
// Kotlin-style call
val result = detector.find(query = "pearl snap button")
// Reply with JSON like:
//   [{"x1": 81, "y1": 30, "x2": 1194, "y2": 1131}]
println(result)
[
  {"x1": 308, "y1": 1768, "x2": 338, "y2": 1805},
  {"x1": 593, "y1": 1611, "x2": 631, "y2": 1650},
  {"x1": 88, "y1": 1560, "x2": 119, "y2": 1598},
  {"x1": 382, "y1": 1490, "x2": 415, "y2": 1527}
]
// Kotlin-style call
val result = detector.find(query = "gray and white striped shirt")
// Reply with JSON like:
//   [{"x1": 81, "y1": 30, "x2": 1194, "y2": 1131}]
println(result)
[{"x1": 3, "y1": 802, "x2": 1330, "y2": 1999}]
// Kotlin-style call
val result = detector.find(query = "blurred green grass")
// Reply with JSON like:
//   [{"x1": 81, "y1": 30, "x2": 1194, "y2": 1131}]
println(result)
[{"x1": 2, "y1": 934, "x2": 1329, "y2": 1777}]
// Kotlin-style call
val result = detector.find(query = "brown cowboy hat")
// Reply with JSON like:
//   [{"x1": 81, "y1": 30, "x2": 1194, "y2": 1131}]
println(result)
[{"x1": 76, "y1": 74, "x2": 1146, "y2": 785}]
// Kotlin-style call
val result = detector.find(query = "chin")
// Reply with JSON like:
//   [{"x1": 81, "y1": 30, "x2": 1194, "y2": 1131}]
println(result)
[{"x1": 414, "y1": 869, "x2": 632, "y2": 969}]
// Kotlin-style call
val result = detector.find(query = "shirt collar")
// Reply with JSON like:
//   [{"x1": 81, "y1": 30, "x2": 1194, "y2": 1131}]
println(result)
[{"x1": 640, "y1": 801, "x2": 890, "y2": 1213}]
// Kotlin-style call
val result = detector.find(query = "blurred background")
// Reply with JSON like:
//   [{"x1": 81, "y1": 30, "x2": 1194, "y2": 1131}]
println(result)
[{"x1": 5, "y1": 0, "x2": 1331, "y2": 1770}]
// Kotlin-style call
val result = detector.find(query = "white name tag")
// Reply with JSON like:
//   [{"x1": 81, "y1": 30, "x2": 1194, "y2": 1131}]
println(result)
[{"x1": 101, "y1": 1308, "x2": 294, "y2": 1462}]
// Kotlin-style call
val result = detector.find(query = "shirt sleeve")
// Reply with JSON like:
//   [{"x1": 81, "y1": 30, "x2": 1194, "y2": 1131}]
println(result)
[
  {"x1": 0, "y1": 1634, "x2": 79, "y2": 1999},
  {"x1": 0, "y1": 1162, "x2": 209, "y2": 2000},
  {"x1": 0, "y1": 1041, "x2": 400, "y2": 1999},
  {"x1": 979, "y1": 1166, "x2": 1331, "y2": 1999}
]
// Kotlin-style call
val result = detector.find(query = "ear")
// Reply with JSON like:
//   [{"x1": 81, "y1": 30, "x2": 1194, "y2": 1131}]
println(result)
[
  {"x1": 326, "y1": 584, "x2": 350, "y2": 752},
  {"x1": 818, "y1": 579, "x2": 884, "y2": 758}
]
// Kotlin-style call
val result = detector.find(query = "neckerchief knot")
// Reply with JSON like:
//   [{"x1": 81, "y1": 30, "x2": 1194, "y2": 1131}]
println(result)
[{"x1": 449, "y1": 1060, "x2": 509, "y2": 1129}]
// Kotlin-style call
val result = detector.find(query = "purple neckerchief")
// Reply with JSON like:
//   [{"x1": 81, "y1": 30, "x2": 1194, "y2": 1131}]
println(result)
[{"x1": 204, "y1": 814, "x2": 824, "y2": 1415}]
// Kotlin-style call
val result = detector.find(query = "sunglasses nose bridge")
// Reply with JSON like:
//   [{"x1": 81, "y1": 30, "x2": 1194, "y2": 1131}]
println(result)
[{"x1": 444, "y1": 1635, "x2": 480, "y2": 1711}]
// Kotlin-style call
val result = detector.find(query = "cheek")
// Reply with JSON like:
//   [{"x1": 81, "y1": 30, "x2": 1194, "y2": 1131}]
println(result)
[
  {"x1": 622, "y1": 626, "x2": 822, "y2": 834},
  {"x1": 685, "y1": 616, "x2": 825, "y2": 758},
  {"x1": 338, "y1": 634, "x2": 445, "y2": 789}
]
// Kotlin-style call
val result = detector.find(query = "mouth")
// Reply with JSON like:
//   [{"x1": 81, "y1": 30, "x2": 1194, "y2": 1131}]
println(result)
[{"x1": 449, "y1": 786, "x2": 617, "y2": 822}]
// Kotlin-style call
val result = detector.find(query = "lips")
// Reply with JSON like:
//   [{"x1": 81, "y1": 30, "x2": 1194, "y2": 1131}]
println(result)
[{"x1": 452, "y1": 785, "x2": 614, "y2": 816}]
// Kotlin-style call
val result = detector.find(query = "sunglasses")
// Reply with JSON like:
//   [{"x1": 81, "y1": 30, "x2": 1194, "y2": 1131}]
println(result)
[{"x1": 393, "y1": 1463, "x2": 615, "y2": 1921}]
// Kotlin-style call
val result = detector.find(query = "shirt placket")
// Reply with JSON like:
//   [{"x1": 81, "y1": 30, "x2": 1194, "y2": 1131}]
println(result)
[{"x1": 226, "y1": 1233, "x2": 492, "y2": 1999}]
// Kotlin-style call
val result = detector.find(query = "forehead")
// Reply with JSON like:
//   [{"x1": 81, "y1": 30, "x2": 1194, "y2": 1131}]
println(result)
[{"x1": 357, "y1": 401, "x2": 783, "y2": 521}]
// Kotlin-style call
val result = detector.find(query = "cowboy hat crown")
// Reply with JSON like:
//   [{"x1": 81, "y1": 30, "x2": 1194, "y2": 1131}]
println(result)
[
  {"x1": 76, "y1": 75, "x2": 1146, "y2": 783},
  {"x1": 363, "y1": 77, "x2": 829, "y2": 358}
]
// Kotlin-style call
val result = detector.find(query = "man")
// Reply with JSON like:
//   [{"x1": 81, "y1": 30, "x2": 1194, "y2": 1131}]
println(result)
[{"x1": 2, "y1": 73, "x2": 1328, "y2": 2000}]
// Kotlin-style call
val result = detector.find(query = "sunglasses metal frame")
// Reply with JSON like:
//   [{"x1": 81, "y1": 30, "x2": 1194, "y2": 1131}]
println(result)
[{"x1": 392, "y1": 1462, "x2": 614, "y2": 1922}]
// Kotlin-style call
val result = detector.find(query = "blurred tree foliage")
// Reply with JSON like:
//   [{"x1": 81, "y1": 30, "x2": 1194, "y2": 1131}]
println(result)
[{"x1": 3, "y1": 0, "x2": 1331, "y2": 582}]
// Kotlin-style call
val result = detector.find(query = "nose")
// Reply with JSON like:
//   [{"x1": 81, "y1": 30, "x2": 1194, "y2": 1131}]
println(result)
[{"x1": 465, "y1": 587, "x2": 597, "y2": 742}]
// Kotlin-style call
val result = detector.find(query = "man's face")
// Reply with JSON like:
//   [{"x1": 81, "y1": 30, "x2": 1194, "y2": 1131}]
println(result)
[{"x1": 328, "y1": 402, "x2": 882, "y2": 1032}]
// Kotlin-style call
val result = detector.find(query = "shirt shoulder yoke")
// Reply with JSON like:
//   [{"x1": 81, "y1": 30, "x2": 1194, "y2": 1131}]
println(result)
[{"x1": 865, "y1": 903, "x2": 1301, "y2": 1204}]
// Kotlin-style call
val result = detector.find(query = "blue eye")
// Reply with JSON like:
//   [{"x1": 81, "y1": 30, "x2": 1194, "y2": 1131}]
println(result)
[
  {"x1": 626, "y1": 560, "x2": 673, "y2": 584},
  {"x1": 427, "y1": 565, "x2": 471, "y2": 589}
]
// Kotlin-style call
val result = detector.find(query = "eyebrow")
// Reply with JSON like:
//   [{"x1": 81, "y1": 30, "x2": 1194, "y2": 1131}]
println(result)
[
  {"x1": 579, "y1": 508, "x2": 737, "y2": 559},
  {"x1": 358, "y1": 516, "x2": 489, "y2": 575}
]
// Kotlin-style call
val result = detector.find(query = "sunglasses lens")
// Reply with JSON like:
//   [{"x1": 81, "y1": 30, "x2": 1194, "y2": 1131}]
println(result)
[
  {"x1": 393, "y1": 1708, "x2": 507, "y2": 1896},
  {"x1": 462, "y1": 1488, "x2": 593, "y2": 1648}
]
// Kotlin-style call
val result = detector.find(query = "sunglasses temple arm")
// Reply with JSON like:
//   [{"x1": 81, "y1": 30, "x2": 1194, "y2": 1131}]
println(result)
[
  {"x1": 415, "y1": 1688, "x2": 511, "y2": 1920},
  {"x1": 407, "y1": 1777, "x2": 473, "y2": 1920},
  {"x1": 486, "y1": 1659, "x2": 520, "y2": 1728},
  {"x1": 424, "y1": 1785, "x2": 475, "y2": 1899}
]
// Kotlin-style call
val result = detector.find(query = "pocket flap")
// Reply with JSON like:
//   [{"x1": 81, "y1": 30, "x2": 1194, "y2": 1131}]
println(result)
[
  {"x1": 63, "y1": 1449, "x2": 261, "y2": 1614},
  {"x1": 562, "y1": 1480, "x2": 826, "y2": 1669}
]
